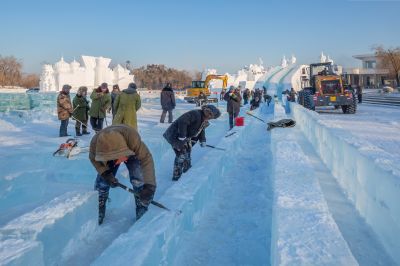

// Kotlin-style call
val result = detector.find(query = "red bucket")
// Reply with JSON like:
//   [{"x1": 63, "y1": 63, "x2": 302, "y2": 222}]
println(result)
[{"x1": 235, "y1": 116, "x2": 244, "y2": 126}]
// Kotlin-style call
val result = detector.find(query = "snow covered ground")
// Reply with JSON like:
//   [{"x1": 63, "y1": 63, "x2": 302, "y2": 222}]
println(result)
[{"x1": 0, "y1": 88, "x2": 399, "y2": 265}]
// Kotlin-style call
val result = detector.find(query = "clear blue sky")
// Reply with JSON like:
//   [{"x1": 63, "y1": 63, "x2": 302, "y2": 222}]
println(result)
[{"x1": 1, "y1": 0, "x2": 399, "y2": 74}]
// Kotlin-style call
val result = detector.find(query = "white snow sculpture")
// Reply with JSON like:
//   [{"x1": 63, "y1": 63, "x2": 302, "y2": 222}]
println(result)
[
  {"x1": 291, "y1": 54, "x2": 297, "y2": 64},
  {"x1": 39, "y1": 55, "x2": 134, "y2": 92},
  {"x1": 259, "y1": 57, "x2": 264, "y2": 66},
  {"x1": 320, "y1": 52, "x2": 327, "y2": 63},
  {"x1": 203, "y1": 59, "x2": 267, "y2": 90},
  {"x1": 39, "y1": 65, "x2": 56, "y2": 92},
  {"x1": 326, "y1": 55, "x2": 334, "y2": 64},
  {"x1": 201, "y1": 69, "x2": 218, "y2": 80},
  {"x1": 281, "y1": 55, "x2": 288, "y2": 68}
]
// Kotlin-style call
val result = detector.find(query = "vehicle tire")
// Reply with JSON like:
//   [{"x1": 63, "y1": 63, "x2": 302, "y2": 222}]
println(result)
[
  {"x1": 347, "y1": 91, "x2": 357, "y2": 114},
  {"x1": 298, "y1": 91, "x2": 304, "y2": 105},
  {"x1": 303, "y1": 90, "x2": 314, "y2": 110}
]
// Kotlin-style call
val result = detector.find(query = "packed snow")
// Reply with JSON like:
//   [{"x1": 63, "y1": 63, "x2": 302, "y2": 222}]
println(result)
[{"x1": 0, "y1": 81, "x2": 399, "y2": 265}]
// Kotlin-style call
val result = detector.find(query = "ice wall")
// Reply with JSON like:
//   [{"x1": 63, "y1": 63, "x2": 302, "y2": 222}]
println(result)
[
  {"x1": 93, "y1": 110, "x2": 266, "y2": 265},
  {"x1": 290, "y1": 103, "x2": 400, "y2": 263},
  {"x1": 270, "y1": 104, "x2": 357, "y2": 265}
]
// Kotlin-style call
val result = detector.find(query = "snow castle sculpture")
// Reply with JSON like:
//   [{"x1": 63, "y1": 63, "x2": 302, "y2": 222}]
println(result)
[
  {"x1": 281, "y1": 55, "x2": 288, "y2": 68},
  {"x1": 39, "y1": 56, "x2": 134, "y2": 92},
  {"x1": 291, "y1": 55, "x2": 297, "y2": 64},
  {"x1": 320, "y1": 52, "x2": 327, "y2": 63}
]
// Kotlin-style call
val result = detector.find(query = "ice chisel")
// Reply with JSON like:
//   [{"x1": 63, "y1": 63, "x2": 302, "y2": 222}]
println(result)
[
  {"x1": 117, "y1": 182, "x2": 172, "y2": 212},
  {"x1": 205, "y1": 144, "x2": 226, "y2": 151}
]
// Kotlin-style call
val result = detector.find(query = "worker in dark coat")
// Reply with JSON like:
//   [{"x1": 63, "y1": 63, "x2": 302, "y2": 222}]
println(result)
[
  {"x1": 287, "y1": 88, "x2": 297, "y2": 102},
  {"x1": 160, "y1": 83, "x2": 176, "y2": 123},
  {"x1": 163, "y1": 105, "x2": 221, "y2": 181},
  {"x1": 224, "y1": 86, "x2": 242, "y2": 130},
  {"x1": 250, "y1": 96, "x2": 261, "y2": 110},
  {"x1": 243, "y1": 89, "x2": 250, "y2": 105},
  {"x1": 110, "y1": 84, "x2": 121, "y2": 118},
  {"x1": 357, "y1": 85, "x2": 363, "y2": 103},
  {"x1": 196, "y1": 91, "x2": 208, "y2": 106}
]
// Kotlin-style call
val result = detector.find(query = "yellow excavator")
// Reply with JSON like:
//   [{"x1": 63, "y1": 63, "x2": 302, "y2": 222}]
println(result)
[{"x1": 184, "y1": 74, "x2": 228, "y2": 103}]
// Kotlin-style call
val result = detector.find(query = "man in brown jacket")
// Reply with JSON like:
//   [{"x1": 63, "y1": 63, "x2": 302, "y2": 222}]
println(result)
[
  {"x1": 89, "y1": 124, "x2": 157, "y2": 225},
  {"x1": 57, "y1": 84, "x2": 73, "y2": 137}
]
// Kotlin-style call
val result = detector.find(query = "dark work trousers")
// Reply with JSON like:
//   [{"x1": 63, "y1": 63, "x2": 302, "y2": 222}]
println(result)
[
  {"x1": 160, "y1": 109, "x2": 173, "y2": 123},
  {"x1": 94, "y1": 156, "x2": 149, "y2": 222},
  {"x1": 59, "y1": 119, "x2": 69, "y2": 137},
  {"x1": 75, "y1": 120, "x2": 88, "y2": 133},
  {"x1": 90, "y1": 117, "x2": 104, "y2": 132},
  {"x1": 229, "y1": 112, "x2": 239, "y2": 130},
  {"x1": 172, "y1": 140, "x2": 197, "y2": 180},
  {"x1": 358, "y1": 94, "x2": 362, "y2": 103}
]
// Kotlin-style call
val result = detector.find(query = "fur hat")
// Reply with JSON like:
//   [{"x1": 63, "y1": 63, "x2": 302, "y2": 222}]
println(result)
[
  {"x1": 128, "y1": 83, "x2": 137, "y2": 90},
  {"x1": 62, "y1": 84, "x2": 72, "y2": 92},
  {"x1": 202, "y1": 104, "x2": 221, "y2": 119}
]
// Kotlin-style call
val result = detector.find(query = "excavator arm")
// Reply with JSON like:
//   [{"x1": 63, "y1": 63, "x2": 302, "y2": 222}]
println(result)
[{"x1": 204, "y1": 74, "x2": 228, "y2": 89}]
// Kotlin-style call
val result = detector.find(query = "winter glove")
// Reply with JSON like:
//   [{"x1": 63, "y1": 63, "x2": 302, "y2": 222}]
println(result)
[
  {"x1": 200, "y1": 142, "x2": 206, "y2": 147},
  {"x1": 139, "y1": 184, "x2": 156, "y2": 206},
  {"x1": 174, "y1": 139, "x2": 188, "y2": 151},
  {"x1": 101, "y1": 170, "x2": 119, "y2": 188}
]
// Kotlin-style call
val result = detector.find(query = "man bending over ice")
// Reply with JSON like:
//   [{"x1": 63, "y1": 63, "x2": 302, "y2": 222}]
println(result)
[{"x1": 89, "y1": 124, "x2": 156, "y2": 225}]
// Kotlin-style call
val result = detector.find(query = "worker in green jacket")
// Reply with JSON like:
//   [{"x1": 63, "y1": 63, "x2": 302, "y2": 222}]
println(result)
[
  {"x1": 113, "y1": 83, "x2": 141, "y2": 130},
  {"x1": 72, "y1": 86, "x2": 90, "y2": 136},
  {"x1": 89, "y1": 83, "x2": 111, "y2": 132}
]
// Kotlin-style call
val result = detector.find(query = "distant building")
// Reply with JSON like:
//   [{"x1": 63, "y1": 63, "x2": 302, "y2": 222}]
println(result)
[
  {"x1": 343, "y1": 54, "x2": 391, "y2": 88},
  {"x1": 39, "y1": 55, "x2": 134, "y2": 92}
]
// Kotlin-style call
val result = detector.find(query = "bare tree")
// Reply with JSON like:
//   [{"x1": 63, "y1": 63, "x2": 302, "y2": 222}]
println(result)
[
  {"x1": 0, "y1": 55, "x2": 40, "y2": 88},
  {"x1": 20, "y1": 73, "x2": 40, "y2": 88},
  {"x1": 374, "y1": 45, "x2": 400, "y2": 87},
  {"x1": 132, "y1": 64, "x2": 196, "y2": 90},
  {"x1": 0, "y1": 55, "x2": 22, "y2": 86}
]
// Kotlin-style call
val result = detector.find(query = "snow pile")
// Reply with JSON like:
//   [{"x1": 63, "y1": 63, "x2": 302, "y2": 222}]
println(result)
[
  {"x1": 270, "y1": 104, "x2": 357, "y2": 265},
  {"x1": 290, "y1": 103, "x2": 400, "y2": 263}
]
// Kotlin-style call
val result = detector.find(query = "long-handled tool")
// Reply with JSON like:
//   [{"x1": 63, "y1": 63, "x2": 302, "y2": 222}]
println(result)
[
  {"x1": 205, "y1": 144, "x2": 226, "y2": 151},
  {"x1": 246, "y1": 111, "x2": 265, "y2": 123},
  {"x1": 225, "y1": 131, "x2": 237, "y2": 138},
  {"x1": 71, "y1": 115, "x2": 89, "y2": 128},
  {"x1": 117, "y1": 183, "x2": 180, "y2": 213}
]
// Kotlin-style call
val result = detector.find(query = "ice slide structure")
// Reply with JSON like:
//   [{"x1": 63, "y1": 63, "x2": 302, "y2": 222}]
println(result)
[{"x1": 0, "y1": 76, "x2": 399, "y2": 265}]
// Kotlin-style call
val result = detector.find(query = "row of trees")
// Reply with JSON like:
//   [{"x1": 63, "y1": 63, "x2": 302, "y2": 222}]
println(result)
[
  {"x1": 132, "y1": 64, "x2": 201, "y2": 90},
  {"x1": 0, "y1": 55, "x2": 40, "y2": 88},
  {"x1": 374, "y1": 46, "x2": 400, "y2": 86}
]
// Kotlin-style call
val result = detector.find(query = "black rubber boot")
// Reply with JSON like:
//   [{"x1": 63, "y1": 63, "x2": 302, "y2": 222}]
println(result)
[
  {"x1": 82, "y1": 125, "x2": 90, "y2": 135},
  {"x1": 98, "y1": 195, "x2": 108, "y2": 225}
]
